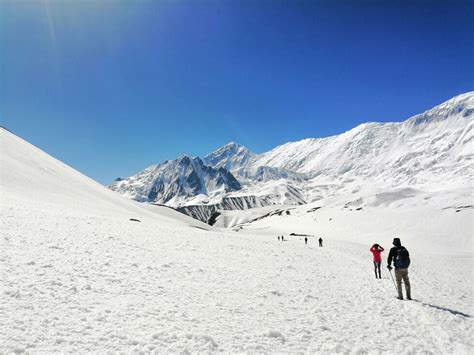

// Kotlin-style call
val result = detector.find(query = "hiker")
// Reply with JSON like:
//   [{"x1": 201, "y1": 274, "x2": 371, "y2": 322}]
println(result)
[
  {"x1": 318, "y1": 237, "x2": 323, "y2": 247},
  {"x1": 278, "y1": 236, "x2": 280, "y2": 241},
  {"x1": 387, "y1": 238, "x2": 411, "y2": 300},
  {"x1": 281, "y1": 236, "x2": 285, "y2": 241},
  {"x1": 370, "y1": 243, "x2": 385, "y2": 279},
  {"x1": 304, "y1": 237, "x2": 308, "y2": 245}
]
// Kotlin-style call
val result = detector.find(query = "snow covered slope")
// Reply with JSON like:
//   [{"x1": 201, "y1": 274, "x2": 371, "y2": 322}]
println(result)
[
  {"x1": 252, "y1": 92, "x2": 473, "y2": 189},
  {"x1": 0, "y1": 127, "x2": 208, "y2": 228},
  {"x1": 225, "y1": 185, "x2": 473, "y2": 254}
]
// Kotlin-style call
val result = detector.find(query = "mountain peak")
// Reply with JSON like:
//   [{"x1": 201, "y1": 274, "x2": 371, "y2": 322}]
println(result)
[
  {"x1": 215, "y1": 141, "x2": 250, "y2": 153},
  {"x1": 176, "y1": 154, "x2": 203, "y2": 166},
  {"x1": 223, "y1": 141, "x2": 243, "y2": 148},
  {"x1": 204, "y1": 142, "x2": 255, "y2": 172},
  {"x1": 406, "y1": 91, "x2": 474, "y2": 126}
]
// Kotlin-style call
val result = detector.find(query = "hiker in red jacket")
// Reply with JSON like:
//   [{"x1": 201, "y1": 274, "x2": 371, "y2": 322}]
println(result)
[{"x1": 370, "y1": 244, "x2": 385, "y2": 279}]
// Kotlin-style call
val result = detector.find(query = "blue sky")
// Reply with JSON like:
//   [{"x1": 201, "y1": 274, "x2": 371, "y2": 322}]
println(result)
[{"x1": 1, "y1": 0, "x2": 473, "y2": 184}]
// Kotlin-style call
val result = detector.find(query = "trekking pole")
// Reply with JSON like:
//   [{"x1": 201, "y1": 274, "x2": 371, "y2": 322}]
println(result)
[{"x1": 388, "y1": 268, "x2": 397, "y2": 292}]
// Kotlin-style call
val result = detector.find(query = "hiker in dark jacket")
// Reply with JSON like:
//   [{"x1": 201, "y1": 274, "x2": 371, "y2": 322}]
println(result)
[
  {"x1": 318, "y1": 237, "x2": 323, "y2": 247},
  {"x1": 387, "y1": 238, "x2": 411, "y2": 300}
]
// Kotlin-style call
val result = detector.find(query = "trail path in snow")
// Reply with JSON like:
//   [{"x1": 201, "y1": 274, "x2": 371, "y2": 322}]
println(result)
[{"x1": 1, "y1": 201, "x2": 472, "y2": 353}]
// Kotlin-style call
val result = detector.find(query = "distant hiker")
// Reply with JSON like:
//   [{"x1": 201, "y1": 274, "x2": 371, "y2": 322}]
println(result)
[
  {"x1": 278, "y1": 236, "x2": 280, "y2": 241},
  {"x1": 370, "y1": 244, "x2": 385, "y2": 279},
  {"x1": 318, "y1": 237, "x2": 323, "y2": 247},
  {"x1": 281, "y1": 236, "x2": 285, "y2": 241},
  {"x1": 304, "y1": 237, "x2": 308, "y2": 245},
  {"x1": 387, "y1": 238, "x2": 411, "y2": 300}
]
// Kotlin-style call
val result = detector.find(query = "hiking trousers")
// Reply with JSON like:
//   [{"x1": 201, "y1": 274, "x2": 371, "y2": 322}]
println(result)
[
  {"x1": 374, "y1": 262, "x2": 381, "y2": 278},
  {"x1": 395, "y1": 268, "x2": 411, "y2": 299}
]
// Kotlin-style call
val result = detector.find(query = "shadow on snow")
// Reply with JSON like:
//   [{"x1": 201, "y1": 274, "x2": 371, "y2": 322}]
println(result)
[{"x1": 413, "y1": 300, "x2": 472, "y2": 318}]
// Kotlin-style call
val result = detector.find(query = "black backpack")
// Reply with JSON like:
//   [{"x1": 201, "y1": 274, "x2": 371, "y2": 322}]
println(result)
[{"x1": 394, "y1": 247, "x2": 410, "y2": 269}]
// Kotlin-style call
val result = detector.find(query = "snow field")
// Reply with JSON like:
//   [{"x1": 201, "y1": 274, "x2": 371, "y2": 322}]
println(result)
[
  {"x1": 231, "y1": 185, "x2": 473, "y2": 254},
  {"x1": 2, "y1": 198, "x2": 472, "y2": 353}
]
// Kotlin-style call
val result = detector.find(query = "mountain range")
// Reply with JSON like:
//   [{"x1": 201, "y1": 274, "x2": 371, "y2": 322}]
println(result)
[{"x1": 109, "y1": 92, "x2": 473, "y2": 223}]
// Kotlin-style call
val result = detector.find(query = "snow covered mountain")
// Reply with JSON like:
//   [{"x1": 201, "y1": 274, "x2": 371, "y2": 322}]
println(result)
[
  {"x1": 251, "y1": 92, "x2": 473, "y2": 188},
  {"x1": 202, "y1": 141, "x2": 309, "y2": 183},
  {"x1": 109, "y1": 155, "x2": 241, "y2": 206},
  {"x1": 109, "y1": 92, "x2": 473, "y2": 223},
  {"x1": 109, "y1": 142, "x2": 308, "y2": 217},
  {"x1": 203, "y1": 141, "x2": 255, "y2": 171}
]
